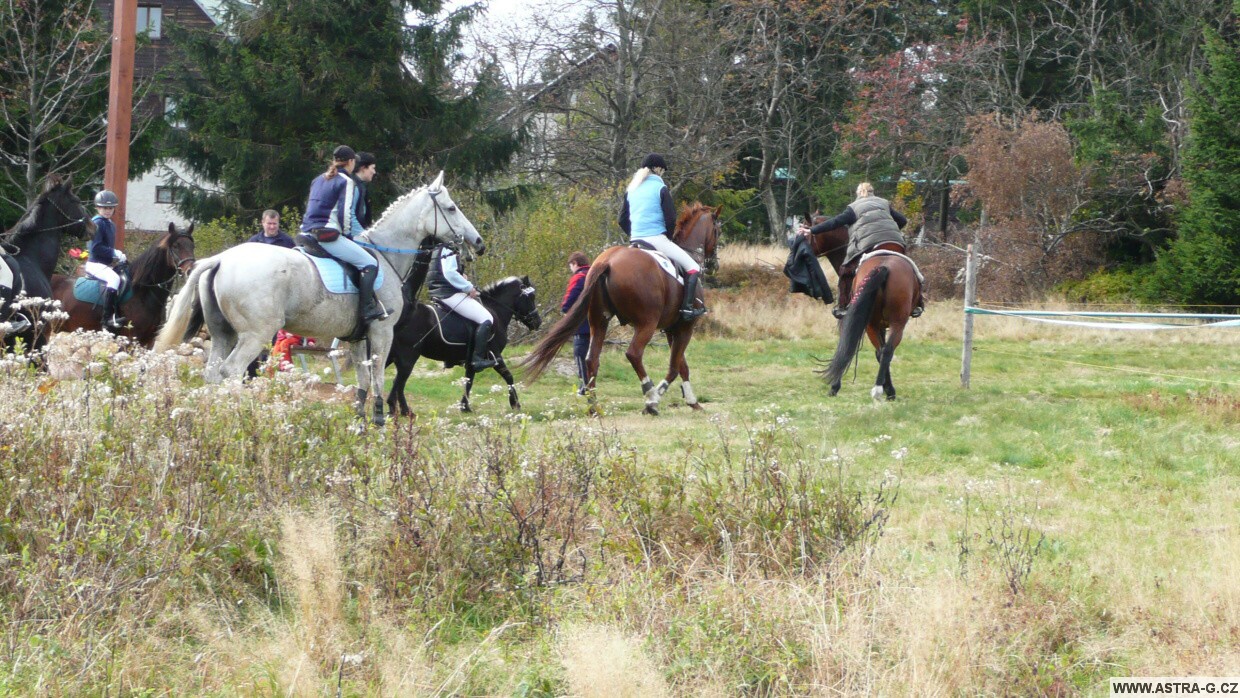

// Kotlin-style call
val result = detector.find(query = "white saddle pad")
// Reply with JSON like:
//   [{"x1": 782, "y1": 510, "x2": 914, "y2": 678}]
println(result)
[
  {"x1": 859, "y1": 249, "x2": 925, "y2": 286},
  {"x1": 636, "y1": 248, "x2": 683, "y2": 285}
]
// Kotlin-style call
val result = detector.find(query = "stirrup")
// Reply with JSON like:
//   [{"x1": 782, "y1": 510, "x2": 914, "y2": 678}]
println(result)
[
  {"x1": 361, "y1": 302, "x2": 391, "y2": 322},
  {"x1": 910, "y1": 304, "x2": 924, "y2": 319},
  {"x1": 680, "y1": 305, "x2": 706, "y2": 321},
  {"x1": 832, "y1": 306, "x2": 848, "y2": 319},
  {"x1": 105, "y1": 315, "x2": 127, "y2": 330}
]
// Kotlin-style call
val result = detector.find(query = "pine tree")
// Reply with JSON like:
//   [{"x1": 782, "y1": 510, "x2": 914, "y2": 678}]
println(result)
[
  {"x1": 166, "y1": 0, "x2": 519, "y2": 220},
  {"x1": 1150, "y1": 3, "x2": 1240, "y2": 304}
]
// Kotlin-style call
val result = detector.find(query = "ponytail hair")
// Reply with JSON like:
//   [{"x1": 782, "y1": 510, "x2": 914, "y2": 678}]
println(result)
[
  {"x1": 856, "y1": 181, "x2": 875, "y2": 198},
  {"x1": 626, "y1": 167, "x2": 651, "y2": 193},
  {"x1": 324, "y1": 156, "x2": 351, "y2": 180}
]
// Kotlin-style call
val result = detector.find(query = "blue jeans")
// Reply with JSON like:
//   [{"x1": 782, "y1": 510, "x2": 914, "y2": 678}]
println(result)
[{"x1": 319, "y1": 235, "x2": 377, "y2": 270}]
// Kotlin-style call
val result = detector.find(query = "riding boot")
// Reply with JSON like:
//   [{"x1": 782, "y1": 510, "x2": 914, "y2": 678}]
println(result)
[
  {"x1": 470, "y1": 321, "x2": 496, "y2": 370},
  {"x1": 911, "y1": 296, "x2": 925, "y2": 318},
  {"x1": 357, "y1": 266, "x2": 390, "y2": 323},
  {"x1": 102, "y1": 288, "x2": 127, "y2": 330},
  {"x1": 832, "y1": 273, "x2": 854, "y2": 319},
  {"x1": 679, "y1": 271, "x2": 707, "y2": 321}
]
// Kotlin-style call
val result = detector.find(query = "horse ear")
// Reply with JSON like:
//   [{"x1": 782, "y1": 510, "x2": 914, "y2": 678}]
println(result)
[
  {"x1": 186, "y1": 222, "x2": 194, "y2": 236},
  {"x1": 522, "y1": 275, "x2": 531, "y2": 287},
  {"x1": 430, "y1": 171, "x2": 444, "y2": 192},
  {"x1": 168, "y1": 222, "x2": 177, "y2": 234},
  {"x1": 714, "y1": 205, "x2": 723, "y2": 219}
]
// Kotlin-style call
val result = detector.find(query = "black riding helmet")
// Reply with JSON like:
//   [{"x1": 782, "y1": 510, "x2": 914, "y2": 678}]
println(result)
[{"x1": 641, "y1": 153, "x2": 668, "y2": 171}]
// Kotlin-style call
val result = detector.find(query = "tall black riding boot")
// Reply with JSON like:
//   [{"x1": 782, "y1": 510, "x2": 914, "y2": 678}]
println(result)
[
  {"x1": 470, "y1": 321, "x2": 496, "y2": 370},
  {"x1": 679, "y1": 271, "x2": 707, "y2": 321},
  {"x1": 358, "y1": 266, "x2": 390, "y2": 323},
  {"x1": 832, "y1": 273, "x2": 854, "y2": 319},
  {"x1": 102, "y1": 288, "x2": 127, "y2": 330}
]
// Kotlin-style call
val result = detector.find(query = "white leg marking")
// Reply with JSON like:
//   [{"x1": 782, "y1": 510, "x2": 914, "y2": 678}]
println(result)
[
  {"x1": 682, "y1": 381, "x2": 698, "y2": 405},
  {"x1": 871, "y1": 385, "x2": 884, "y2": 401}
]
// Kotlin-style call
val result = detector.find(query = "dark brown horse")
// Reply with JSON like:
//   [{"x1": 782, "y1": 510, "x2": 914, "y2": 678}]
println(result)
[
  {"x1": 522, "y1": 204, "x2": 722, "y2": 415},
  {"x1": 811, "y1": 214, "x2": 920, "y2": 400},
  {"x1": 50, "y1": 223, "x2": 196, "y2": 347}
]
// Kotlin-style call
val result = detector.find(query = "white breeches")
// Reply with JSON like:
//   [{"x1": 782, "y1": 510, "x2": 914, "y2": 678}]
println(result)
[
  {"x1": 639, "y1": 234, "x2": 700, "y2": 274},
  {"x1": 441, "y1": 293, "x2": 493, "y2": 324},
  {"x1": 83, "y1": 261, "x2": 121, "y2": 290}
]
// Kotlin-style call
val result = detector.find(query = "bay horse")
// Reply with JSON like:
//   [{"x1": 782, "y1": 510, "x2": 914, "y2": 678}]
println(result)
[
  {"x1": 1, "y1": 176, "x2": 94, "y2": 350},
  {"x1": 50, "y1": 223, "x2": 196, "y2": 347},
  {"x1": 809, "y1": 216, "x2": 921, "y2": 400},
  {"x1": 522, "y1": 203, "x2": 721, "y2": 415},
  {"x1": 386, "y1": 275, "x2": 541, "y2": 416},
  {"x1": 154, "y1": 172, "x2": 483, "y2": 424}
]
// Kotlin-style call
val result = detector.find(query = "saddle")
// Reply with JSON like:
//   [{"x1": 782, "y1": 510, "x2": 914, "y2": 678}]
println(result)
[
  {"x1": 427, "y1": 299, "x2": 496, "y2": 368},
  {"x1": 75, "y1": 264, "x2": 133, "y2": 307},
  {"x1": 628, "y1": 240, "x2": 682, "y2": 283},
  {"x1": 295, "y1": 233, "x2": 362, "y2": 290}
]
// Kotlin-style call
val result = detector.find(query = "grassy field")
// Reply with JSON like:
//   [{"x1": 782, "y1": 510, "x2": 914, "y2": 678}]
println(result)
[{"x1": 1, "y1": 248, "x2": 1237, "y2": 695}]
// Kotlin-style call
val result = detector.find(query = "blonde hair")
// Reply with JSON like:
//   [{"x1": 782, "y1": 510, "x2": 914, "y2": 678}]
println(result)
[
  {"x1": 627, "y1": 167, "x2": 652, "y2": 192},
  {"x1": 856, "y1": 182, "x2": 875, "y2": 198}
]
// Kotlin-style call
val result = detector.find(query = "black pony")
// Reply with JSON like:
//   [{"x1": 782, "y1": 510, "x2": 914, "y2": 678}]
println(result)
[
  {"x1": 1, "y1": 176, "x2": 94, "y2": 350},
  {"x1": 386, "y1": 275, "x2": 542, "y2": 415}
]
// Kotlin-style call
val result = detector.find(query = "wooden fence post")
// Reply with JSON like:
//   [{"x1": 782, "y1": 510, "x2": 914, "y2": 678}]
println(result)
[{"x1": 961, "y1": 244, "x2": 977, "y2": 388}]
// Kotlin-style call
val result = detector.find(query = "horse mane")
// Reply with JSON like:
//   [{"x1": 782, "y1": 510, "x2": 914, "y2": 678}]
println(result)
[
  {"x1": 127, "y1": 230, "x2": 176, "y2": 286},
  {"x1": 370, "y1": 184, "x2": 431, "y2": 231},
  {"x1": 3, "y1": 188, "x2": 56, "y2": 244},
  {"x1": 674, "y1": 203, "x2": 713, "y2": 242},
  {"x1": 480, "y1": 276, "x2": 522, "y2": 296}
]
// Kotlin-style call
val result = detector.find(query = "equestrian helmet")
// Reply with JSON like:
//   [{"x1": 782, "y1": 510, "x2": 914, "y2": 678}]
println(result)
[
  {"x1": 641, "y1": 153, "x2": 668, "y2": 171},
  {"x1": 333, "y1": 145, "x2": 357, "y2": 161},
  {"x1": 94, "y1": 190, "x2": 119, "y2": 207}
]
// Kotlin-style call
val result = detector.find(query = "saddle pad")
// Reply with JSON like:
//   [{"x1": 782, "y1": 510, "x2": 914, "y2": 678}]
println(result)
[
  {"x1": 298, "y1": 249, "x2": 385, "y2": 295},
  {"x1": 630, "y1": 245, "x2": 682, "y2": 284},
  {"x1": 73, "y1": 277, "x2": 134, "y2": 306},
  {"x1": 858, "y1": 249, "x2": 925, "y2": 285},
  {"x1": 428, "y1": 303, "x2": 470, "y2": 346}
]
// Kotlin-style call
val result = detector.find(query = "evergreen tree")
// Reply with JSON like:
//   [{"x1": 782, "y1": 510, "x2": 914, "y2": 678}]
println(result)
[
  {"x1": 1150, "y1": 4, "x2": 1240, "y2": 304},
  {"x1": 166, "y1": 0, "x2": 519, "y2": 220}
]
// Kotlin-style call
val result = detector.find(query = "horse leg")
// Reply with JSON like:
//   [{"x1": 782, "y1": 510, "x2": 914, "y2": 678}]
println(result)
[
  {"x1": 625, "y1": 324, "x2": 661, "y2": 415},
  {"x1": 460, "y1": 367, "x2": 475, "y2": 413},
  {"x1": 387, "y1": 352, "x2": 419, "y2": 417},
  {"x1": 219, "y1": 333, "x2": 268, "y2": 381},
  {"x1": 876, "y1": 323, "x2": 904, "y2": 401},
  {"x1": 584, "y1": 308, "x2": 609, "y2": 416},
  {"x1": 494, "y1": 356, "x2": 520, "y2": 410},
  {"x1": 666, "y1": 326, "x2": 702, "y2": 411}
]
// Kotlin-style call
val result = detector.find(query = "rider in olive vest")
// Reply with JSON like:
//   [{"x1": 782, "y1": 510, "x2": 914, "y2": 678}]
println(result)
[{"x1": 800, "y1": 182, "x2": 923, "y2": 319}]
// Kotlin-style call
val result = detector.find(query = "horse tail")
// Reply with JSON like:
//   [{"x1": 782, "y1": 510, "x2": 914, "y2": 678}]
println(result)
[
  {"x1": 520, "y1": 263, "x2": 609, "y2": 383},
  {"x1": 822, "y1": 266, "x2": 889, "y2": 385},
  {"x1": 154, "y1": 256, "x2": 217, "y2": 352}
]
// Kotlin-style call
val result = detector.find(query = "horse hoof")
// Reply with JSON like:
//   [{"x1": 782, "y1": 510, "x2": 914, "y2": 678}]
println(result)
[
  {"x1": 870, "y1": 386, "x2": 884, "y2": 401},
  {"x1": 460, "y1": 404, "x2": 472, "y2": 413},
  {"x1": 643, "y1": 404, "x2": 659, "y2": 416},
  {"x1": 689, "y1": 402, "x2": 704, "y2": 411}
]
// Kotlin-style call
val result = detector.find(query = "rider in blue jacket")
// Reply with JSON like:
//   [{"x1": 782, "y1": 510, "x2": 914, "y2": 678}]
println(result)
[
  {"x1": 618, "y1": 154, "x2": 706, "y2": 321},
  {"x1": 301, "y1": 145, "x2": 389, "y2": 324},
  {"x1": 84, "y1": 190, "x2": 127, "y2": 330}
]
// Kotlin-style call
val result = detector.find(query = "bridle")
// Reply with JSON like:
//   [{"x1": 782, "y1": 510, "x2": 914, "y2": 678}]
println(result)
[{"x1": 354, "y1": 188, "x2": 469, "y2": 285}]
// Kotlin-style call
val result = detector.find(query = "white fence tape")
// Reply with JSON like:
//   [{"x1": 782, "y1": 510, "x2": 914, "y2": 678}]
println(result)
[{"x1": 966, "y1": 306, "x2": 1240, "y2": 331}]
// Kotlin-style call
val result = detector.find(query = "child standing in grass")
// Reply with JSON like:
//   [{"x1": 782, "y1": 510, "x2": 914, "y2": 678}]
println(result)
[{"x1": 562, "y1": 251, "x2": 591, "y2": 395}]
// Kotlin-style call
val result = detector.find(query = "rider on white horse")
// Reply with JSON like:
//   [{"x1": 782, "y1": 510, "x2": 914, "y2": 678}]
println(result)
[
  {"x1": 84, "y1": 190, "x2": 127, "y2": 330},
  {"x1": 618, "y1": 153, "x2": 706, "y2": 321},
  {"x1": 300, "y1": 145, "x2": 390, "y2": 325},
  {"x1": 426, "y1": 241, "x2": 497, "y2": 371}
]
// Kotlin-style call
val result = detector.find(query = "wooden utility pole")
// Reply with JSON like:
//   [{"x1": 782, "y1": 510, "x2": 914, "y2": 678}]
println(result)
[{"x1": 103, "y1": 0, "x2": 138, "y2": 250}]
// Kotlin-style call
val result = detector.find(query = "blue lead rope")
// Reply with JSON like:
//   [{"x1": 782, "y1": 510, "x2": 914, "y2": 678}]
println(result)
[{"x1": 355, "y1": 240, "x2": 431, "y2": 256}]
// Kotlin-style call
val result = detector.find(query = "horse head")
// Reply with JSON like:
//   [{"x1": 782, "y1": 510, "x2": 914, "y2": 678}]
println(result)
[
  {"x1": 513, "y1": 275, "x2": 541, "y2": 330},
  {"x1": 370, "y1": 171, "x2": 485, "y2": 256},
  {"x1": 159, "y1": 222, "x2": 197, "y2": 275},
  {"x1": 41, "y1": 176, "x2": 94, "y2": 241},
  {"x1": 674, "y1": 203, "x2": 723, "y2": 275}
]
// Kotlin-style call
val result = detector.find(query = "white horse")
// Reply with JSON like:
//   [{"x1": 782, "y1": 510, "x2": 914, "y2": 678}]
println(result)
[{"x1": 154, "y1": 172, "x2": 483, "y2": 424}]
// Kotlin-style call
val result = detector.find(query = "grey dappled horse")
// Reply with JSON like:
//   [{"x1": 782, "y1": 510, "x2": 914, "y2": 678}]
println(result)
[{"x1": 154, "y1": 172, "x2": 483, "y2": 423}]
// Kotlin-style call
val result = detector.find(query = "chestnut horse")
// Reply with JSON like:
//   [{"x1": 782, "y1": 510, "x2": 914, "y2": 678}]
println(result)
[
  {"x1": 808, "y1": 216, "x2": 921, "y2": 400},
  {"x1": 522, "y1": 204, "x2": 721, "y2": 415},
  {"x1": 51, "y1": 223, "x2": 196, "y2": 347}
]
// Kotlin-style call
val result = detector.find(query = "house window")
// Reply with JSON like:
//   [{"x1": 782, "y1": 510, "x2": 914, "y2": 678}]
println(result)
[
  {"x1": 137, "y1": 5, "x2": 162, "y2": 39},
  {"x1": 155, "y1": 187, "x2": 180, "y2": 205},
  {"x1": 163, "y1": 96, "x2": 185, "y2": 129}
]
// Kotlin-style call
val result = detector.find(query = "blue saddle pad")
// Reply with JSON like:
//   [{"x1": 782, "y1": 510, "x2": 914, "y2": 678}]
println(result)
[
  {"x1": 299, "y1": 250, "x2": 384, "y2": 295},
  {"x1": 73, "y1": 277, "x2": 134, "y2": 306}
]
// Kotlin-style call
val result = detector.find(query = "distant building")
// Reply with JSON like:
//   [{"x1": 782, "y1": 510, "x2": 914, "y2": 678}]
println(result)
[{"x1": 95, "y1": 0, "x2": 226, "y2": 233}]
